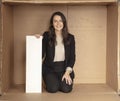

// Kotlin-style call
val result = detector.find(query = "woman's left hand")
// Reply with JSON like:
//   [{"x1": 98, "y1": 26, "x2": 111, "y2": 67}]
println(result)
[{"x1": 62, "y1": 71, "x2": 72, "y2": 85}]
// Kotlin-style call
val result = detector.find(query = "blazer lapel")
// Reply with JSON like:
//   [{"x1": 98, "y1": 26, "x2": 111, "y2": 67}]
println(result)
[
  {"x1": 64, "y1": 44, "x2": 67, "y2": 60},
  {"x1": 52, "y1": 43, "x2": 55, "y2": 61}
]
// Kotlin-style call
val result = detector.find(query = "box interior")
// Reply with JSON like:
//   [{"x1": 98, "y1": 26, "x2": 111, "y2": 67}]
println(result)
[{"x1": 1, "y1": 2, "x2": 118, "y2": 93}]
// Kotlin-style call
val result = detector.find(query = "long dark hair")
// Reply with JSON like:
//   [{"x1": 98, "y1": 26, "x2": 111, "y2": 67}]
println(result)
[{"x1": 48, "y1": 11, "x2": 69, "y2": 46}]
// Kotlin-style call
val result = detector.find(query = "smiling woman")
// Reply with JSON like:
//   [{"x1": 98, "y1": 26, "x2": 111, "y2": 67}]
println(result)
[{"x1": 35, "y1": 11, "x2": 76, "y2": 93}]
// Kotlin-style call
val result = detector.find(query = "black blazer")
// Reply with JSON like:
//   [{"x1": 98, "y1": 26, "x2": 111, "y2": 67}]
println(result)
[{"x1": 42, "y1": 31, "x2": 76, "y2": 72}]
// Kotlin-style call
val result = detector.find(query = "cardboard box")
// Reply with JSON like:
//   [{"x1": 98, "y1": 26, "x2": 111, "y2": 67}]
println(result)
[{"x1": 0, "y1": 0, "x2": 120, "y2": 94}]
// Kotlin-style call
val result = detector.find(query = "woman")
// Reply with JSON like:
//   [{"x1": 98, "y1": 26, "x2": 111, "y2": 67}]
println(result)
[{"x1": 37, "y1": 11, "x2": 75, "y2": 93}]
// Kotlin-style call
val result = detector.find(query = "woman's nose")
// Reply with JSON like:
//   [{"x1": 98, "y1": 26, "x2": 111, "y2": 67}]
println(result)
[{"x1": 57, "y1": 21, "x2": 60, "y2": 25}]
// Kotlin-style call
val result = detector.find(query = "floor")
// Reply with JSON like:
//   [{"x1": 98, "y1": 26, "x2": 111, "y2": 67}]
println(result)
[{"x1": 0, "y1": 84, "x2": 120, "y2": 101}]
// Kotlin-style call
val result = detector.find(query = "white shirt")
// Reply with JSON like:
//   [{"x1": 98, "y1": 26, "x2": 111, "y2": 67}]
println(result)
[{"x1": 54, "y1": 34, "x2": 65, "y2": 62}]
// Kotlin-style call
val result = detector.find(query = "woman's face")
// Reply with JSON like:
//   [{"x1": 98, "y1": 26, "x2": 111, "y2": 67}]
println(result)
[{"x1": 53, "y1": 15, "x2": 64, "y2": 32}]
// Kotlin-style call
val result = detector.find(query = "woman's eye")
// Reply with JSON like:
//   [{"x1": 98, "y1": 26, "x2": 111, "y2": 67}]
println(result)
[
  {"x1": 59, "y1": 20, "x2": 63, "y2": 22},
  {"x1": 53, "y1": 20, "x2": 57, "y2": 23},
  {"x1": 53, "y1": 20, "x2": 63, "y2": 23}
]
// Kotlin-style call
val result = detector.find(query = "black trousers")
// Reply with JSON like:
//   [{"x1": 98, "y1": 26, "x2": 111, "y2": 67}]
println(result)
[{"x1": 43, "y1": 61, "x2": 74, "y2": 93}]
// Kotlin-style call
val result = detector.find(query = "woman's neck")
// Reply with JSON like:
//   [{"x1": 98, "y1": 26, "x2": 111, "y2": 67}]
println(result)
[{"x1": 55, "y1": 30, "x2": 62, "y2": 36}]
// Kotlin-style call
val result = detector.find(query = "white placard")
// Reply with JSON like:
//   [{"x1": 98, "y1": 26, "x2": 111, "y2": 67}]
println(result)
[{"x1": 26, "y1": 36, "x2": 42, "y2": 93}]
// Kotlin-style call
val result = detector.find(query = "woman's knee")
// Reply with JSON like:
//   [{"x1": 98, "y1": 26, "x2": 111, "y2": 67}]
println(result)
[
  {"x1": 46, "y1": 85, "x2": 59, "y2": 93},
  {"x1": 60, "y1": 86, "x2": 72, "y2": 93},
  {"x1": 43, "y1": 73, "x2": 59, "y2": 93},
  {"x1": 60, "y1": 80, "x2": 73, "y2": 93}
]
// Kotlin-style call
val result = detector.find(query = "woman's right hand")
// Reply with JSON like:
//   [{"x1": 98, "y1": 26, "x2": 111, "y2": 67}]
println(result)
[{"x1": 35, "y1": 34, "x2": 41, "y2": 38}]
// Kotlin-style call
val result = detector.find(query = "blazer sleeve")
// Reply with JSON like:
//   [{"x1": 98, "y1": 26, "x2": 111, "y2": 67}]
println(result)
[
  {"x1": 67, "y1": 35, "x2": 76, "y2": 68},
  {"x1": 42, "y1": 32, "x2": 48, "y2": 59}
]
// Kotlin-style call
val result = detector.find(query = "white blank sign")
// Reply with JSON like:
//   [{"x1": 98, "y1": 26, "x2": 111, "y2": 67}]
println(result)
[{"x1": 26, "y1": 36, "x2": 42, "y2": 93}]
